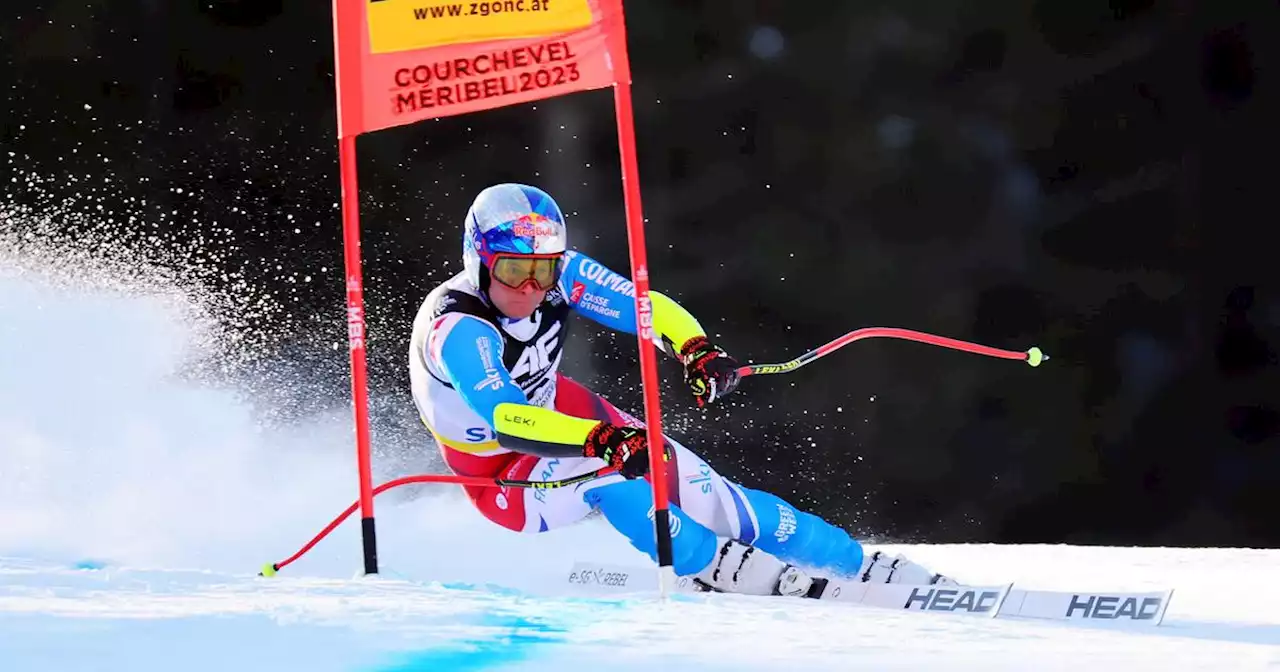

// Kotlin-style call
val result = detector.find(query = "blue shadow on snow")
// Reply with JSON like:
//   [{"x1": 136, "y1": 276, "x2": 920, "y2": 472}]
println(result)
[{"x1": 371, "y1": 612, "x2": 568, "y2": 672}]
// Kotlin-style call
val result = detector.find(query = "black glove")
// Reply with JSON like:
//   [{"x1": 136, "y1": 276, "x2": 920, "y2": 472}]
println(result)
[
  {"x1": 679, "y1": 336, "x2": 741, "y2": 407},
  {"x1": 583, "y1": 423, "x2": 669, "y2": 479}
]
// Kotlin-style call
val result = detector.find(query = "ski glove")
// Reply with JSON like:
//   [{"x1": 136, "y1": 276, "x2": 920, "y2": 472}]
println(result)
[
  {"x1": 679, "y1": 336, "x2": 741, "y2": 407},
  {"x1": 583, "y1": 423, "x2": 669, "y2": 479}
]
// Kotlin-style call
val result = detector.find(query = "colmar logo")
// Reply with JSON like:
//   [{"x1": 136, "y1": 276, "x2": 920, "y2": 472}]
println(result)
[{"x1": 578, "y1": 259, "x2": 635, "y2": 297}]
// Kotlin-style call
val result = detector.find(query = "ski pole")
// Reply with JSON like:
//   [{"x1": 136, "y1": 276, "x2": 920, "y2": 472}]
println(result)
[
  {"x1": 735, "y1": 327, "x2": 1047, "y2": 378},
  {"x1": 260, "y1": 466, "x2": 618, "y2": 576}
]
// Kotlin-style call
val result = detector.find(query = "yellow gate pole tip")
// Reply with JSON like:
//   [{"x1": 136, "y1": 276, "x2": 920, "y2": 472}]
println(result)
[
  {"x1": 259, "y1": 563, "x2": 278, "y2": 577},
  {"x1": 1026, "y1": 347, "x2": 1047, "y2": 367}
]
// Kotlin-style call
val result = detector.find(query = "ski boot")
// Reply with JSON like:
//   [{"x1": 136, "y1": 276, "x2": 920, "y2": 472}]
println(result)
[
  {"x1": 691, "y1": 538, "x2": 823, "y2": 598},
  {"x1": 857, "y1": 550, "x2": 959, "y2": 586}
]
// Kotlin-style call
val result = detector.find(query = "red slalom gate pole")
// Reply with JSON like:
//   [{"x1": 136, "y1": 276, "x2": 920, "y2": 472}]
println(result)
[
  {"x1": 332, "y1": 0, "x2": 377, "y2": 576},
  {"x1": 338, "y1": 134, "x2": 379, "y2": 577},
  {"x1": 606, "y1": 11, "x2": 676, "y2": 592},
  {"x1": 326, "y1": 0, "x2": 651, "y2": 580}
]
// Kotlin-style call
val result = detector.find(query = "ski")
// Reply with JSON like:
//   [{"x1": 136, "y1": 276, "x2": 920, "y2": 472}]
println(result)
[
  {"x1": 812, "y1": 579, "x2": 1014, "y2": 618},
  {"x1": 564, "y1": 561, "x2": 1174, "y2": 627},
  {"x1": 997, "y1": 586, "x2": 1174, "y2": 625}
]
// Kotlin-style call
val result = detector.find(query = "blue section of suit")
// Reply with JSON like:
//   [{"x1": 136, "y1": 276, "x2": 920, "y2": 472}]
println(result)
[{"x1": 584, "y1": 479, "x2": 864, "y2": 578}]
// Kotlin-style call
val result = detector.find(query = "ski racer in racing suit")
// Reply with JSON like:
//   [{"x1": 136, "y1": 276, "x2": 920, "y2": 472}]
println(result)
[{"x1": 409, "y1": 183, "x2": 954, "y2": 596}]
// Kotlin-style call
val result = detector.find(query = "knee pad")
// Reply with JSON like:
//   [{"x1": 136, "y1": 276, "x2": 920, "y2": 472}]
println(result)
[
  {"x1": 730, "y1": 483, "x2": 864, "y2": 577},
  {"x1": 584, "y1": 480, "x2": 718, "y2": 576}
]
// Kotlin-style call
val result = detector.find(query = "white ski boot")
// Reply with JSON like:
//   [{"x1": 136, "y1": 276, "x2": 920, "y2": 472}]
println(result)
[
  {"x1": 692, "y1": 538, "x2": 818, "y2": 597},
  {"x1": 857, "y1": 550, "x2": 958, "y2": 586}
]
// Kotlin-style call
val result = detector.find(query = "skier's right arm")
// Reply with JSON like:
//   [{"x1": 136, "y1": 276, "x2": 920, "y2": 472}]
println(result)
[{"x1": 430, "y1": 314, "x2": 529, "y2": 426}]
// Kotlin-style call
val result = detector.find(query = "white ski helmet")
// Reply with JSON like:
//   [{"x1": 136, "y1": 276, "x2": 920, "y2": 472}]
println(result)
[{"x1": 462, "y1": 183, "x2": 568, "y2": 293}]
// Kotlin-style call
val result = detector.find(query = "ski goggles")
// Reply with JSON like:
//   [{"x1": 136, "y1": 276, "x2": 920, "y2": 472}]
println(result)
[{"x1": 488, "y1": 253, "x2": 563, "y2": 291}]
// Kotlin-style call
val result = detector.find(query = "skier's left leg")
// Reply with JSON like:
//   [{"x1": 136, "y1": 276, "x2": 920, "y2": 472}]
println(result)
[
  {"x1": 580, "y1": 444, "x2": 830, "y2": 597},
  {"x1": 554, "y1": 374, "x2": 865, "y2": 574},
  {"x1": 555, "y1": 373, "x2": 954, "y2": 590},
  {"x1": 713, "y1": 480, "x2": 864, "y2": 577},
  {"x1": 578, "y1": 439, "x2": 952, "y2": 586},
  {"x1": 714, "y1": 480, "x2": 954, "y2": 585}
]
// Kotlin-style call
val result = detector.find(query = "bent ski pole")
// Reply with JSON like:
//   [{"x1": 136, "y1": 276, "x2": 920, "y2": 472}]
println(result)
[
  {"x1": 260, "y1": 466, "x2": 618, "y2": 576},
  {"x1": 736, "y1": 327, "x2": 1047, "y2": 378}
]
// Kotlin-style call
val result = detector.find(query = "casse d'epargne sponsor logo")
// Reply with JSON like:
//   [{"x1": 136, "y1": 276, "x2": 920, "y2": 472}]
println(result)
[{"x1": 577, "y1": 292, "x2": 621, "y2": 320}]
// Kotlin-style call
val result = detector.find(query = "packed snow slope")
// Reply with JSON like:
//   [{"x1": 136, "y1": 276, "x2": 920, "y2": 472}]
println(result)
[{"x1": 2, "y1": 247, "x2": 1278, "y2": 671}]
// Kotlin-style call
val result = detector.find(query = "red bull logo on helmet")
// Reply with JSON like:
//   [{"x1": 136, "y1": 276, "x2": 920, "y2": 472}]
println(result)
[{"x1": 511, "y1": 213, "x2": 558, "y2": 239}]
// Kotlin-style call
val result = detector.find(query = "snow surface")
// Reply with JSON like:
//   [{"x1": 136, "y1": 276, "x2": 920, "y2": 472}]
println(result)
[{"x1": 3, "y1": 258, "x2": 1280, "y2": 671}]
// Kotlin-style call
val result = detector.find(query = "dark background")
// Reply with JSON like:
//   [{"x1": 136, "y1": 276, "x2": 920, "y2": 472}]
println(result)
[{"x1": 3, "y1": 1, "x2": 1277, "y2": 546}]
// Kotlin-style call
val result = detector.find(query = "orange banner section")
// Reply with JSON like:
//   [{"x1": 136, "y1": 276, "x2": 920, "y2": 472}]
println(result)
[{"x1": 334, "y1": 0, "x2": 623, "y2": 135}]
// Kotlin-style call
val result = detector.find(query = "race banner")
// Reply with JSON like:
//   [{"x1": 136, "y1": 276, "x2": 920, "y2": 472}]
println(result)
[
  {"x1": 327, "y1": 0, "x2": 662, "y2": 580},
  {"x1": 333, "y1": 0, "x2": 627, "y2": 135}
]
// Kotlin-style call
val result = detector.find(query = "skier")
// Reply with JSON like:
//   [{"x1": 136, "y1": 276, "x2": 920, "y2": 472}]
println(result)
[{"x1": 408, "y1": 183, "x2": 954, "y2": 597}]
